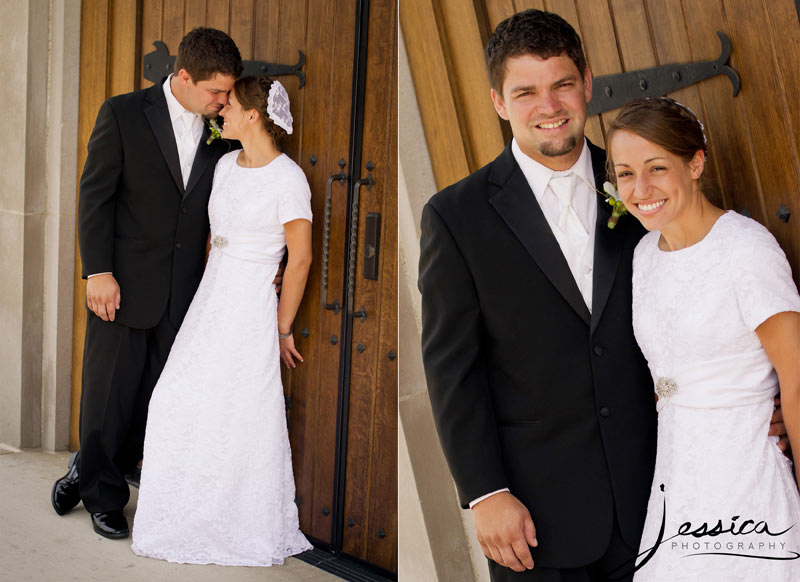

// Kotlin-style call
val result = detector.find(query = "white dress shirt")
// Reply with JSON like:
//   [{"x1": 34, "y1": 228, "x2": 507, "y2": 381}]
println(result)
[
  {"x1": 470, "y1": 138, "x2": 598, "y2": 510},
  {"x1": 512, "y1": 137, "x2": 597, "y2": 311},
  {"x1": 89, "y1": 75, "x2": 204, "y2": 279},
  {"x1": 163, "y1": 74, "x2": 204, "y2": 188}
]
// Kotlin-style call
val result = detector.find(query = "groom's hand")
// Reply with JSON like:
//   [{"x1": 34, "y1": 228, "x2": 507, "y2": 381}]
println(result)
[
  {"x1": 770, "y1": 395, "x2": 792, "y2": 457},
  {"x1": 87, "y1": 274, "x2": 121, "y2": 322},
  {"x1": 472, "y1": 491, "x2": 537, "y2": 572},
  {"x1": 273, "y1": 262, "x2": 286, "y2": 295}
]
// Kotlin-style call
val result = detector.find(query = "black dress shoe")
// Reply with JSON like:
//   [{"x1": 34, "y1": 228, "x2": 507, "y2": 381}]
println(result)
[
  {"x1": 51, "y1": 451, "x2": 81, "y2": 515},
  {"x1": 91, "y1": 510, "x2": 129, "y2": 539}
]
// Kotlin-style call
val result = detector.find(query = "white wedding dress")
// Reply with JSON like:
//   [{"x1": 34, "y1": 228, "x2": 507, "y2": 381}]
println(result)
[
  {"x1": 131, "y1": 150, "x2": 313, "y2": 566},
  {"x1": 631, "y1": 211, "x2": 800, "y2": 581}
]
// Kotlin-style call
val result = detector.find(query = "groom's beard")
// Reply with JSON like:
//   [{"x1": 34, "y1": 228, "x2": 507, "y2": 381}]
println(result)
[{"x1": 540, "y1": 135, "x2": 578, "y2": 157}]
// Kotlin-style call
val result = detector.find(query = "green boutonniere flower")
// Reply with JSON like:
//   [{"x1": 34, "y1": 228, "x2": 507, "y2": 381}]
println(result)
[
  {"x1": 205, "y1": 118, "x2": 222, "y2": 145},
  {"x1": 602, "y1": 181, "x2": 628, "y2": 229}
]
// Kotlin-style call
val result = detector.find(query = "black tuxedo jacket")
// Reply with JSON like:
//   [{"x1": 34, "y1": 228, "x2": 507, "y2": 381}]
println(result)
[
  {"x1": 419, "y1": 140, "x2": 657, "y2": 568},
  {"x1": 78, "y1": 81, "x2": 233, "y2": 330}
]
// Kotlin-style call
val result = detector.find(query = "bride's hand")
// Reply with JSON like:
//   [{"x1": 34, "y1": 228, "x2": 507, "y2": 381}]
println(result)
[{"x1": 279, "y1": 334, "x2": 304, "y2": 369}]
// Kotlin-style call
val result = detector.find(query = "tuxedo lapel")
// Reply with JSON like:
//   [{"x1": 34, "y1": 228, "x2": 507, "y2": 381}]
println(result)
[
  {"x1": 143, "y1": 83, "x2": 184, "y2": 195},
  {"x1": 588, "y1": 141, "x2": 624, "y2": 333},
  {"x1": 184, "y1": 123, "x2": 215, "y2": 199},
  {"x1": 488, "y1": 144, "x2": 591, "y2": 326}
]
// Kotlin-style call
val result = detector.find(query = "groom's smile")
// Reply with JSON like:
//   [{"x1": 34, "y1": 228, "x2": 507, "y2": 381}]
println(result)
[{"x1": 535, "y1": 117, "x2": 568, "y2": 130}]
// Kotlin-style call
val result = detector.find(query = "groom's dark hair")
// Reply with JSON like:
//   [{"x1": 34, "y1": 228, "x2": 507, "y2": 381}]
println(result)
[
  {"x1": 485, "y1": 9, "x2": 587, "y2": 94},
  {"x1": 174, "y1": 27, "x2": 243, "y2": 82}
]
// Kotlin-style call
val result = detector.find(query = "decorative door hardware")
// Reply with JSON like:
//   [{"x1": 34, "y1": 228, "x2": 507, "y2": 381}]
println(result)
[
  {"x1": 777, "y1": 204, "x2": 791, "y2": 223},
  {"x1": 143, "y1": 41, "x2": 306, "y2": 87},
  {"x1": 321, "y1": 160, "x2": 349, "y2": 314},
  {"x1": 347, "y1": 162, "x2": 375, "y2": 320},
  {"x1": 363, "y1": 212, "x2": 381, "y2": 280},
  {"x1": 588, "y1": 32, "x2": 740, "y2": 117}
]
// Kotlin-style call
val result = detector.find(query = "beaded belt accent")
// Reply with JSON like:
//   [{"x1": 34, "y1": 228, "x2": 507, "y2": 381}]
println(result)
[
  {"x1": 655, "y1": 377, "x2": 678, "y2": 399},
  {"x1": 212, "y1": 235, "x2": 228, "y2": 248}
]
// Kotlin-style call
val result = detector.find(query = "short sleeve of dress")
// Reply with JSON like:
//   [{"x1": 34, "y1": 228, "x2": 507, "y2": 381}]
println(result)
[
  {"x1": 733, "y1": 220, "x2": 800, "y2": 331},
  {"x1": 278, "y1": 163, "x2": 313, "y2": 225}
]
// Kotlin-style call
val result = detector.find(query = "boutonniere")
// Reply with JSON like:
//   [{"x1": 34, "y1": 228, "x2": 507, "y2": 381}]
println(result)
[
  {"x1": 601, "y1": 181, "x2": 628, "y2": 230},
  {"x1": 205, "y1": 118, "x2": 222, "y2": 145}
]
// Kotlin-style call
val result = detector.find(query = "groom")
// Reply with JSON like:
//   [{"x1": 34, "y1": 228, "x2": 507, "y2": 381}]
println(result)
[
  {"x1": 50, "y1": 28, "x2": 243, "y2": 539},
  {"x1": 420, "y1": 9, "x2": 786, "y2": 581},
  {"x1": 419, "y1": 11, "x2": 654, "y2": 581}
]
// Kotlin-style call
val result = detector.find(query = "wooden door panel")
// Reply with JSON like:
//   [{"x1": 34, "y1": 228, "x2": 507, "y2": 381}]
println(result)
[
  {"x1": 368, "y1": 39, "x2": 399, "y2": 568},
  {"x1": 286, "y1": 0, "x2": 356, "y2": 545},
  {"x1": 341, "y1": 0, "x2": 398, "y2": 571},
  {"x1": 229, "y1": 0, "x2": 255, "y2": 57},
  {"x1": 162, "y1": 0, "x2": 185, "y2": 52},
  {"x1": 205, "y1": 0, "x2": 230, "y2": 31},
  {"x1": 682, "y1": 0, "x2": 755, "y2": 215},
  {"x1": 184, "y1": 0, "x2": 207, "y2": 31},
  {"x1": 722, "y1": 0, "x2": 800, "y2": 268}
]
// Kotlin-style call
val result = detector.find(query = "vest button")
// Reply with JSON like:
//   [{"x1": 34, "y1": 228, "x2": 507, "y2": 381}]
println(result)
[
  {"x1": 593, "y1": 345, "x2": 604, "y2": 356},
  {"x1": 600, "y1": 407, "x2": 610, "y2": 417},
  {"x1": 175, "y1": 242, "x2": 182, "y2": 249}
]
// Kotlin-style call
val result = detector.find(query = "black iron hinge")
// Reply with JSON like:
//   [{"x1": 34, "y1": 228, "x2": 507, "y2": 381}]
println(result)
[{"x1": 588, "y1": 31, "x2": 739, "y2": 117}]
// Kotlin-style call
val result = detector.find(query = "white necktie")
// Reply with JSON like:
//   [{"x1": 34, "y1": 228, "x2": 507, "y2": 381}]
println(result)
[
  {"x1": 549, "y1": 173, "x2": 588, "y2": 250},
  {"x1": 178, "y1": 112, "x2": 197, "y2": 187}
]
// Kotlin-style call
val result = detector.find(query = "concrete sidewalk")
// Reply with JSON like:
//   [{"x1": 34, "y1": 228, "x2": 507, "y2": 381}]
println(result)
[{"x1": 0, "y1": 448, "x2": 343, "y2": 582}]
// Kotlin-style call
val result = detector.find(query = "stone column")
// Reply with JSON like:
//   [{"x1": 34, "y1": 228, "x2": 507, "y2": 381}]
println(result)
[
  {"x1": 398, "y1": 30, "x2": 488, "y2": 582},
  {"x1": 41, "y1": 0, "x2": 80, "y2": 451},
  {"x1": 0, "y1": 0, "x2": 80, "y2": 450}
]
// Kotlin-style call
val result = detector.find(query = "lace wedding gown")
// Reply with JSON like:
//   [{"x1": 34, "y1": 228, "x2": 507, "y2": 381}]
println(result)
[
  {"x1": 131, "y1": 151, "x2": 313, "y2": 566},
  {"x1": 631, "y1": 211, "x2": 800, "y2": 581}
]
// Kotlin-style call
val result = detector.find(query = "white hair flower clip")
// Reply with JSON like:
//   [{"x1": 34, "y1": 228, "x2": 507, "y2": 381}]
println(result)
[{"x1": 267, "y1": 80, "x2": 293, "y2": 135}]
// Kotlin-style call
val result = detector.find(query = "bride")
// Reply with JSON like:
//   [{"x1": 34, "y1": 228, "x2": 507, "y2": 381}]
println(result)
[
  {"x1": 131, "y1": 76, "x2": 313, "y2": 566},
  {"x1": 606, "y1": 96, "x2": 800, "y2": 581}
]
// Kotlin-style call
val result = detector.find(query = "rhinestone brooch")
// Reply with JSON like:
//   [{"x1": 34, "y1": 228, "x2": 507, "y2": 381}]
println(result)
[
  {"x1": 212, "y1": 235, "x2": 228, "y2": 248},
  {"x1": 655, "y1": 377, "x2": 678, "y2": 399}
]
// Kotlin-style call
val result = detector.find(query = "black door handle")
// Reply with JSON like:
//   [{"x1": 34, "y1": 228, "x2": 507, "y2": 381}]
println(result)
[
  {"x1": 347, "y1": 166, "x2": 375, "y2": 319},
  {"x1": 321, "y1": 163, "x2": 348, "y2": 314}
]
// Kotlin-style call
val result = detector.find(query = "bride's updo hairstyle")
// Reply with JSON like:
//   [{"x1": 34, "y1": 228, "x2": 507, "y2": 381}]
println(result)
[
  {"x1": 605, "y1": 97, "x2": 707, "y2": 183},
  {"x1": 232, "y1": 75, "x2": 288, "y2": 151}
]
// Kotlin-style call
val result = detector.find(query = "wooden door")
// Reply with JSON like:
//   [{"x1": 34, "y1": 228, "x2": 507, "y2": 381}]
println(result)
[
  {"x1": 401, "y1": 0, "x2": 800, "y2": 287},
  {"x1": 72, "y1": 0, "x2": 397, "y2": 574}
]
